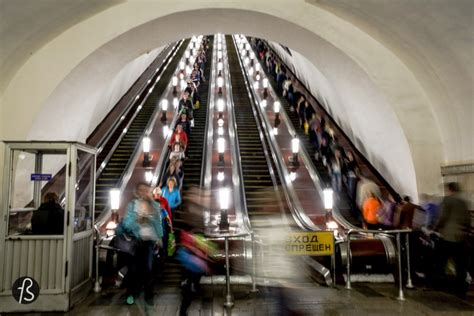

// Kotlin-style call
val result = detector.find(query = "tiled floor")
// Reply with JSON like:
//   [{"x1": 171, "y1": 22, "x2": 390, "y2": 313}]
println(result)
[{"x1": 6, "y1": 282, "x2": 473, "y2": 315}]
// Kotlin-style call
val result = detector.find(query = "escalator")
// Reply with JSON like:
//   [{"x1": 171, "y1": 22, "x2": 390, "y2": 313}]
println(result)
[
  {"x1": 157, "y1": 36, "x2": 213, "y2": 289},
  {"x1": 94, "y1": 41, "x2": 190, "y2": 218},
  {"x1": 226, "y1": 36, "x2": 285, "y2": 222}
]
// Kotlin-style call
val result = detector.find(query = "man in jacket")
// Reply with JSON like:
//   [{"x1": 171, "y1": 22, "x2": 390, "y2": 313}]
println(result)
[{"x1": 434, "y1": 182, "x2": 471, "y2": 297}]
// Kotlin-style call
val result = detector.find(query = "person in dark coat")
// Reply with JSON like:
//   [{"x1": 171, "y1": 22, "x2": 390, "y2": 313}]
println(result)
[
  {"x1": 31, "y1": 192, "x2": 64, "y2": 235},
  {"x1": 433, "y1": 182, "x2": 471, "y2": 297}
]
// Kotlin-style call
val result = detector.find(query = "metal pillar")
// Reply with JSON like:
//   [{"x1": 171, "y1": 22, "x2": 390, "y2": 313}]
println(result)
[
  {"x1": 224, "y1": 237, "x2": 234, "y2": 307},
  {"x1": 396, "y1": 233, "x2": 405, "y2": 300},
  {"x1": 405, "y1": 233, "x2": 414, "y2": 289},
  {"x1": 345, "y1": 233, "x2": 352, "y2": 289}
]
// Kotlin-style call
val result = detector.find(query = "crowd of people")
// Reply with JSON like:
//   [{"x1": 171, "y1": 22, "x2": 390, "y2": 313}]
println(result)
[
  {"x1": 110, "y1": 36, "x2": 216, "y2": 310},
  {"x1": 251, "y1": 37, "x2": 472, "y2": 297}
]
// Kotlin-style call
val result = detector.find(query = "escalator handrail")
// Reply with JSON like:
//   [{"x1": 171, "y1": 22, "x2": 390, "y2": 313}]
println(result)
[
  {"x1": 235, "y1": 37, "x2": 318, "y2": 232},
  {"x1": 95, "y1": 41, "x2": 183, "y2": 180},
  {"x1": 225, "y1": 36, "x2": 253, "y2": 235},
  {"x1": 95, "y1": 40, "x2": 187, "y2": 226}
]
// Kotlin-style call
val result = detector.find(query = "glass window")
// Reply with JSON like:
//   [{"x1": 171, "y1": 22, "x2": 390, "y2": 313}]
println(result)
[{"x1": 74, "y1": 150, "x2": 95, "y2": 233}]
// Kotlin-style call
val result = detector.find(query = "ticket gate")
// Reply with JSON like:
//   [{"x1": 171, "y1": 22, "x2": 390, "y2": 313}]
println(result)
[{"x1": 0, "y1": 141, "x2": 97, "y2": 312}]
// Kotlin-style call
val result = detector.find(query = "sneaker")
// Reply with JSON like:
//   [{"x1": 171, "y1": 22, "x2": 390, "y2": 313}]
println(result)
[{"x1": 126, "y1": 295, "x2": 134, "y2": 305}]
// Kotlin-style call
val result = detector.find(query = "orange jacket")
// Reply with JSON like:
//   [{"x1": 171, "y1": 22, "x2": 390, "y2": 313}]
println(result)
[{"x1": 363, "y1": 197, "x2": 381, "y2": 224}]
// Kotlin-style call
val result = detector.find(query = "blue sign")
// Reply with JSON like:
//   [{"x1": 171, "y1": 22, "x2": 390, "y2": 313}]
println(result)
[{"x1": 30, "y1": 173, "x2": 52, "y2": 181}]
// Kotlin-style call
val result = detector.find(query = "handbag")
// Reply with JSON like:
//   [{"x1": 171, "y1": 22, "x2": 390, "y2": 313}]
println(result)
[
  {"x1": 168, "y1": 232, "x2": 176, "y2": 256},
  {"x1": 114, "y1": 234, "x2": 138, "y2": 256}
]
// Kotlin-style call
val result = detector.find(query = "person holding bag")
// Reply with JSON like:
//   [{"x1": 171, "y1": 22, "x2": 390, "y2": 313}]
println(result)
[{"x1": 118, "y1": 182, "x2": 163, "y2": 305}]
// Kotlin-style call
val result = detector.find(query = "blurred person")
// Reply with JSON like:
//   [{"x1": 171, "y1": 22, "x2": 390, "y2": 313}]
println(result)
[
  {"x1": 31, "y1": 192, "x2": 64, "y2": 235},
  {"x1": 179, "y1": 91, "x2": 194, "y2": 121},
  {"x1": 161, "y1": 158, "x2": 183, "y2": 189},
  {"x1": 169, "y1": 142, "x2": 185, "y2": 161},
  {"x1": 376, "y1": 194, "x2": 399, "y2": 229},
  {"x1": 394, "y1": 196, "x2": 423, "y2": 229},
  {"x1": 162, "y1": 177, "x2": 182, "y2": 217},
  {"x1": 330, "y1": 150, "x2": 343, "y2": 193},
  {"x1": 420, "y1": 193, "x2": 440, "y2": 229},
  {"x1": 153, "y1": 187, "x2": 173, "y2": 261},
  {"x1": 433, "y1": 182, "x2": 470, "y2": 297},
  {"x1": 362, "y1": 192, "x2": 382, "y2": 229},
  {"x1": 118, "y1": 182, "x2": 163, "y2": 305},
  {"x1": 176, "y1": 230, "x2": 216, "y2": 316},
  {"x1": 356, "y1": 176, "x2": 382, "y2": 210},
  {"x1": 177, "y1": 112, "x2": 191, "y2": 137},
  {"x1": 170, "y1": 125, "x2": 188, "y2": 150},
  {"x1": 342, "y1": 150, "x2": 359, "y2": 202}
]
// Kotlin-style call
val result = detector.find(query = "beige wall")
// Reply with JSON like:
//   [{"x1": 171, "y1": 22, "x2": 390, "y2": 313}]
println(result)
[{"x1": 1, "y1": 1, "x2": 472, "y2": 204}]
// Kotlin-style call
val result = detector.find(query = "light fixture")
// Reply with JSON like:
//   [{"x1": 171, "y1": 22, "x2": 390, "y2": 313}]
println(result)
[
  {"x1": 219, "y1": 187, "x2": 230, "y2": 231},
  {"x1": 179, "y1": 61, "x2": 185, "y2": 71},
  {"x1": 255, "y1": 63, "x2": 261, "y2": 72},
  {"x1": 217, "y1": 98, "x2": 225, "y2": 115},
  {"x1": 217, "y1": 137, "x2": 225, "y2": 154},
  {"x1": 249, "y1": 67, "x2": 254, "y2": 76},
  {"x1": 145, "y1": 170, "x2": 153, "y2": 183},
  {"x1": 290, "y1": 171, "x2": 296, "y2": 182},
  {"x1": 186, "y1": 65, "x2": 192, "y2": 75},
  {"x1": 106, "y1": 221, "x2": 117, "y2": 237},
  {"x1": 245, "y1": 43, "x2": 250, "y2": 51},
  {"x1": 274, "y1": 101, "x2": 281, "y2": 120},
  {"x1": 291, "y1": 137, "x2": 300, "y2": 166},
  {"x1": 172, "y1": 76, "x2": 178, "y2": 95},
  {"x1": 110, "y1": 189, "x2": 120, "y2": 210},
  {"x1": 179, "y1": 72, "x2": 184, "y2": 80},
  {"x1": 250, "y1": 51, "x2": 255, "y2": 60},
  {"x1": 219, "y1": 187, "x2": 230, "y2": 210},
  {"x1": 136, "y1": 95, "x2": 140, "y2": 100},
  {"x1": 185, "y1": 50, "x2": 190, "y2": 59},
  {"x1": 217, "y1": 62, "x2": 223, "y2": 76},
  {"x1": 173, "y1": 97, "x2": 179, "y2": 108},
  {"x1": 147, "y1": 79, "x2": 151, "y2": 84},
  {"x1": 273, "y1": 127, "x2": 279, "y2": 135},
  {"x1": 217, "y1": 118, "x2": 224, "y2": 127},
  {"x1": 192, "y1": 48, "x2": 197, "y2": 56},
  {"x1": 217, "y1": 76, "x2": 224, "y2": 95},
  {"x1": 218, "y1": 137, "x2": 225, "y2": 164},
  {"x1": 161, "y1": 99, "x2": 168, "y2": 121},
  {"x1": 256, "y1": 73, "x2": 261, "y2": 81},
  {"x1": 217, "y1": 43, "x2": 222, "y2": 51},
  {"x1": 253, "y1": 81, "x2": 259, "y2": 90},
  {"x1": 142, "y1": 137, "x2": 151, "y2": 166},
  {"x1": 218, "y1": 126, "x2": 224, "y2": 135},
  {"x1": 148, "y1": 87, "x2": 153, "y2": 94},
  {"x1": 326, "y1": 220, "x2": 338, "y2": 230},
  {"x1": 180, "y1": 79, "x2": 187, "y2": 91},
  {"x1": 217, "y1": 171, "x2": 225, "y2": 182},
  {"x1": 261, "y1": 100, "x2": 267, "y2": 108},
  {"x1": 263, "y1": 78, "x2": 269, "y2": 89},
  {"x1": 244, "y1": 57, "x2": 250, "y2": 65},
  {"x1": 163, "y1": 125, "x2": 170, "y2": 137},
  {"x1": 241, "y1": 49, "x2": 247, "y2": 57},
  {"x1": 217, "y1": 51, "x2": 223, "y2": 60},
  {"x1": 323, "y1": 188, "x2": 334, "y2": 210}
]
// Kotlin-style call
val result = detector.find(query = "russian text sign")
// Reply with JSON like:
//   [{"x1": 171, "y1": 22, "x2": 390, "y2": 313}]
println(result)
[
  {"x1": 285, "y1": 231, "x2": 334, "y2": 256},
  {"x1": 30, "y1": 173, "x2": 52, "y2": 181}
]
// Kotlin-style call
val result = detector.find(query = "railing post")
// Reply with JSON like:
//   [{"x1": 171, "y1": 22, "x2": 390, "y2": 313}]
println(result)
[
  {"x1": 250, "y1": 233, "x2": 259, "y2": 293},
  {"x1": 331, "y1": 234, "x2": 336, "y2": 287},
  {"x1": 93, "y1": 230, "x2": 101, "y2": 293},
  {"x1": 345, "y1": 231, "x2": 352, "y2": 289},
  {"x1": 405, "y1": 232, "x2": 414, "y2": 289},
  {"x1": 224, "y1": 236, "x2": 234, "y2": 308},
  {"x1": 396, "y1": 233, "x2": 405, "y2": 300}
]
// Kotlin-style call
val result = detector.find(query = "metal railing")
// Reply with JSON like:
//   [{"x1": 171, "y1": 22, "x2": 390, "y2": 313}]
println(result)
[{"x1": 345, "y1": 228, "x2": 413, "y2": 300}]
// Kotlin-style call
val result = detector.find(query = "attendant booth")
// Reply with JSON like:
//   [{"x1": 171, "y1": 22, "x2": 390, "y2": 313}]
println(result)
[{"x1": 0, "y1": 142, "x2": 97, "y2": 312}]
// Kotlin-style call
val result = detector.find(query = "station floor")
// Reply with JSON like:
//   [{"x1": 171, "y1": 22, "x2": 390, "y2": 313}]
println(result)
[{"x1": 11, "y1": 282, "x2": 474, "y2": 315}]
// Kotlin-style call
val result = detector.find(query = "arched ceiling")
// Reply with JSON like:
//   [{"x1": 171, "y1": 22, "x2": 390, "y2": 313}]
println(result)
[{"x1": 0, "y1": 0, "x2": 472, "y2": 200}]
